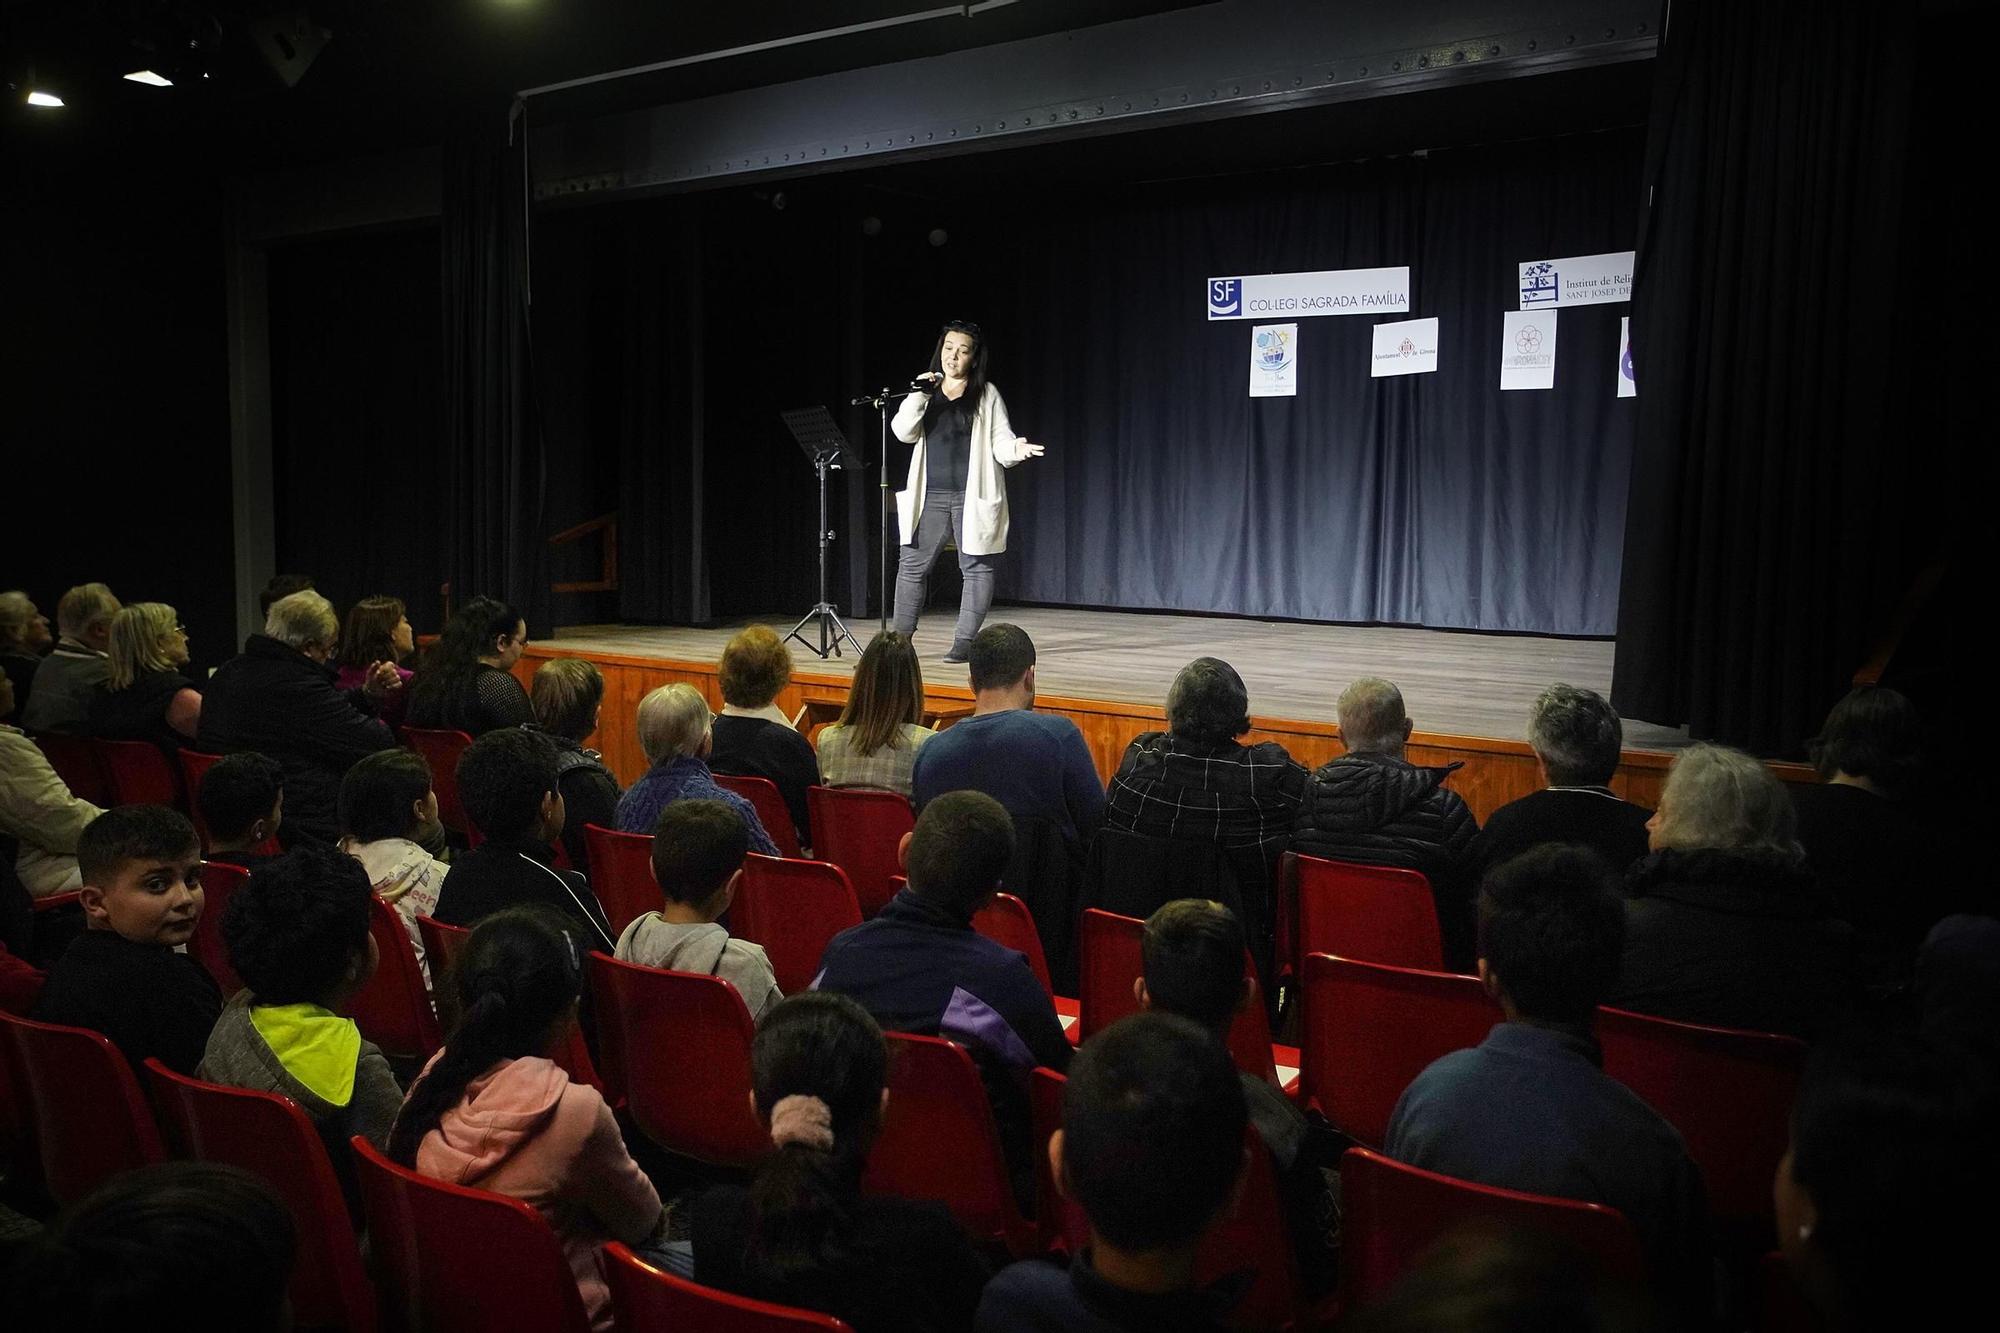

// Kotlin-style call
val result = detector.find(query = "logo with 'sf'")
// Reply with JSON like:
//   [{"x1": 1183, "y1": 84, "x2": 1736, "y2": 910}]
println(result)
[{"x1": 1208, "y1": 278, "x2": 1242, "y2": 318}]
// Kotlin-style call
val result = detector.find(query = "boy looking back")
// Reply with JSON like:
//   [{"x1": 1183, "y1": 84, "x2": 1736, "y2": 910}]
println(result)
[{"x1": 32, "y1": 805, "x2": 221, "y2": 1073}]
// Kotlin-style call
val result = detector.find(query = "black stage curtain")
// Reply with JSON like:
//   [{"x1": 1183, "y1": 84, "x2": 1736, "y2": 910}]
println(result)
[
  {"x1": 440, "y1": 135, "x2": 550, "y2": 633},
  {"x1": 1612, "y1": 0, "x2": 1952, "y2": 754},
  {"x1": 992, "y1": 132, "x2": 1641, "y2": 635}
]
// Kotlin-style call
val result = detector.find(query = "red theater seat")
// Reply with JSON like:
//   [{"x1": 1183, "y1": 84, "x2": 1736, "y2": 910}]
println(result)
[
  {"x1": 805, "y1": 785, "x2": 913, "y2": 917},
  {"x1": 603, "y1": 1243, "x2": 853, "y2": 1331},
  {"x1": 714, "y1": 772, "x2": 804, "y2": 858},
  {"x1": 734, "y1": 854, "x2": 861, "y2": 995}
]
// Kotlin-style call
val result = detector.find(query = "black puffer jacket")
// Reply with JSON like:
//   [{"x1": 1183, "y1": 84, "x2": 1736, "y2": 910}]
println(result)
[
  {"x1": 197, "y1": 635, "x2": 395, "y2": 846},
  {"x1": 1292, "y1": 752, "x2": 1481, "y2": 967},
  {"x1": 1612, "y1": 847, "x2": 1861, "y2": 1040}
]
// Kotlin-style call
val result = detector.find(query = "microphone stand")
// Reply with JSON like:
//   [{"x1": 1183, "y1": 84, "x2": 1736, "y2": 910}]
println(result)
[{"x1": 850, "y1": 384, "x2": 915, "y2": 636}]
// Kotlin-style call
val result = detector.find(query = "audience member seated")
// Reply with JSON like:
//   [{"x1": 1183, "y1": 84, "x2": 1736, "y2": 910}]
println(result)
[
  {"x1": 1385, "y1": 844, "x2": 1711, "y2": 1320},
  {"x1": 1292, "y1": 676, "x2": 1481, "y2": 969},
  {"x1": 675, "y1": 992, "x2": 990, "y2": 1329},
  {"x1": 814, "y1": 790, "x2": 1072, "y2": 1198},
  {"x1": 390, "y1": 906, "x2": 666, "y2": 1330},
  {"x1": 1107, "y1": 657, "x2": 1306, "y2": 960},
  {"x1": 815, "y1": 630, "x2": 936, "y2": 797},
  {"x1": 197, "y1": 590, "x2": 399, "y2": 846},
  {"x1": 1792, "y1": 686, "x2": 1975, "y2": 987},
  {"x1": 1915, "y1": 913, "x2": 2000, "y2": 1070},
  {"x1": 21, "y1": 581, "x2": 119, "y2": 734},
  {"x1": 1474, "y1": 684, "x2": 1650, "y2": 880},
  {"x1": 339, "y1": 748, "x2": 450, "y2": 982},
  {"x1": 1336, "y1": 1231, "x2": 1665, "y2": 1333},
  {"x1": 333, "y1": 594, "x2": 416, "y2": 732},
  {"x1": 0, "y1": 589, "x2": 53, "y2": 722},
  {"x1": 1611, "y1": 743, "x2": 1860, "y2": 1039},
  {"x1": 404, "y1": 595, "x2": 535, "y2": 736},
  {"x1": 198, "y1": 752, "x2": 287, "y2": 871},
  {"x1": 258, "y1": 572, "x2": 315, "y2": 617},
  {"x1": 707, "y1": 625, "x2": 820, "y2": 848},
  {"x1": 31, "y1": 806, "x2": 223, "y2": 1074},
  {"x1": 912, "y1": 624, "x2": 1106, "y2": 847},
  {"x1": 0, "y1": 671, "x2": 102, "y2": 896},
  {"x1": 613, "y1": 800, "x2": 781, "y2": 1023},
  {"x1": 1138, "y1": 898, "x2": 1334, "y2": 1294},
  {"x1": 977, "y1": 1013, "x2": 1250, "y2": 1333},
  {"x1": 1774, "y1": 1028, "x2": 1999, "y2": 1329},
  {"x1": 434, "y1": 728, "x2": 615, "y2": 952},
  {"x1": 615, "y1": 682, "x2": 779, "y2": 856},
  {"x1": 532, "y1": 658, "x2": 623, "y2": 871},
  {"x1": 85, "y1": 601, "x2": 201, "y2": 750},
  {"x1": 3, "y1": 1161, "x2": 297, "y2": 1333},
  {"x1": 202, "y1": 844, "x2": 404, "y2": 1206}
]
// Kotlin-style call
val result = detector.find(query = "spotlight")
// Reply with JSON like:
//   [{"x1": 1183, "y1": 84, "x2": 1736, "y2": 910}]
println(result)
[
  {"x1": 26, "y1": 90, "x2": 63, "y2": 107},
  {"x1": 927, "y1": 228, "x2": 949, "y2": 248},
  {"x1": 861, "y1": 216, "x2": 883, "y2": 236},
  {"x1": 124, "y1": 70, "x2": 173, "y2": 87}
]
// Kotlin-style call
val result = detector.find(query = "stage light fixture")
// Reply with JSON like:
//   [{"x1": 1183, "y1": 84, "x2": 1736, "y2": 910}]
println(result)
[
  {"x1": 124, "y1": 70, "x2": 173, "y2": 87},
  {"x1": 26, "y1": 90, "x2": 64, "y2": 107}
]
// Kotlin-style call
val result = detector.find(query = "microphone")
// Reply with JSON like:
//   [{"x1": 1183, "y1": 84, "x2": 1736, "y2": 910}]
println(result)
[{"x1": 910, "y1": 373, "x2": 943, "y2": 391}]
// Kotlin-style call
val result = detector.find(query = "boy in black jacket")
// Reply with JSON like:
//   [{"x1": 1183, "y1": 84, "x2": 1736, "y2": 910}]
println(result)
[{"x1": 32, "y1": 806, "x2": 221, "y2": 1073}]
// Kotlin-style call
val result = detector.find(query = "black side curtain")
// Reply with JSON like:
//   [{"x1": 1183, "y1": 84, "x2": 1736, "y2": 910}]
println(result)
[
  {"x1": 1613, "y1": 1, "x2": 1936, "y2": 754},
  {"x1": 441, "y1": 134, "x2": 550, "y2": 634}
]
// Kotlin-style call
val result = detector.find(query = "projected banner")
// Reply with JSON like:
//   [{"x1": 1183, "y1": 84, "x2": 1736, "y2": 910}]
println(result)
[{"x1": 1207, "y1": 267, "x2": 1410, "y2": 320}]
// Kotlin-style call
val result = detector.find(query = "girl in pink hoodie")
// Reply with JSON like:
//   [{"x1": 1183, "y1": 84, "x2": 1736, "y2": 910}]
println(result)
[{"x1": 389, "y1": 906, "x2": 663, "y2": 1330}]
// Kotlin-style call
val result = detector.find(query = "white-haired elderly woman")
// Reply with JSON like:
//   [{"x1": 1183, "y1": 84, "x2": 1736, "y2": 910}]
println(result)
[
  {"x1": 1609, "y1": 742, "x2": 1861, "y2": 1040},
  {"x1": 85, "y1": 602, "x2": 202, "y2": 751},
  {"x1": 613, "y1": 683, "x2": 779, "y2": 856},
  {"x1": 196, "y1": 589, "x2": 401, "y2": 847}
]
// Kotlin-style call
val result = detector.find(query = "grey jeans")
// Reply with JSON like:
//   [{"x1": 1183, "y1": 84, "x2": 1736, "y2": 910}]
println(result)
[{"x1": 891, "y1": 487, "x2": 996, "y2": 650}]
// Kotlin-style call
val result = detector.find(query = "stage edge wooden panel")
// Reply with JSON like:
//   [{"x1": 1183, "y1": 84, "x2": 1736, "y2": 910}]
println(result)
[{"x1": 513, "y1": 646, "x2": 1817, "y2": 825}]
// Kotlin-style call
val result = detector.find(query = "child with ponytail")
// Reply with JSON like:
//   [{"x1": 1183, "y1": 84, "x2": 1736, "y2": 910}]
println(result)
[
  {"x1": 389, "y1": 905, "x2": 663, "y2": 1330},
  {"x1": 681, "y1": 991, "x2": 988, "y2": 1331}
]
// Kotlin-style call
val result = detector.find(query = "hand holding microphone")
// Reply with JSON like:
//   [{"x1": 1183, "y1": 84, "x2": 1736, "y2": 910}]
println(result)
[{"x1": 911, "y1": 371, "x2": 943, "y2": 392}]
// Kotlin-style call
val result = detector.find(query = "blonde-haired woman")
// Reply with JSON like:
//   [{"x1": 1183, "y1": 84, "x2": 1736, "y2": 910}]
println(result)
[
  {"x1": 1610, "y1": 742, "x2": 1860, "y2": 1039},
  {"x1": 613, "y1": 683, "x2": 779, "y2": 855},
  {"x1": 87, "y1": 602, "x2": 201, "y2": 750}
]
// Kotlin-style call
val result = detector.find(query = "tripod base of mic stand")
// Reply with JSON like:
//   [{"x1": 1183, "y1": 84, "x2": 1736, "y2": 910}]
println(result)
[{"x1": 783, "y1": 602, "x2": 864, "y2": 660}]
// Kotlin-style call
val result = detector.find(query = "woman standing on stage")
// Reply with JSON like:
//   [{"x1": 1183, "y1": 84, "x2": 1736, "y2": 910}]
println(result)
[{"x1": 891, "y1": 320, "x2": 1044, "y2": 663}]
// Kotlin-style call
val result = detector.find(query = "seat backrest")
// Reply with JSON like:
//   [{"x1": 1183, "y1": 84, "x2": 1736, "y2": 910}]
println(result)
[
  {"x1": 1293, "y1": 853, "x2": 1444, "y2": 971},
  {"x1": 1086, "y1": 826, "x2": 1248, "y2": 931},
  {"x1": 582, "y1": 823, "x2": 659, "y2": 936},
  {"x1": 1338, "y1": 1145, "x2": 1645, "y2": 1307},
  {"x1": 805, "y1": 786, "x2": 913, "y2": 917},
  {"x1": 187, "y1": 860, "x2": 251, "y2": 998},
  {"x1": 862, "y1": 1031, "x2": 1033, "y2": 1257},
  {"x1": 33, "y1": 731, "x2": 110, "y2": 805},
  {"x1": 602, "y1": 1243, "x2": 853, "y2": 1332},
  {"x1": 415, "y1": 915, "x2": 601, "y2": 1093},
  {"x1": 0, "y1": 1009, "x2": 164, "y2": 1205},
  {"x1": 351, "y1": 1135, "x2": 591, "y2": 1333},
  {"x1": 417, "y1": 913, "x2": 470, "y2": 980},
  {"x1": 734, "y1": 854, "x2": 862, "y2": 995},
  {"x1": 1596, "y1": 1005, "x2": 1806, "y2": 1233},
  {"x1": 349, "y1": 895, "x2": 443, "y2": 1063},
  {"x1": 400, "y1": 728, "x2": 476, "y2": 838},
  {"x1": 586, "y1": 952, "x2": 767, "y2": 1166},
  {"x1": 1028, "y1": 1065, "x2": 1086, "y2": 1253},
  {"x1": 177, "y1": 748, "x2": 226, "y2": 846},
  {"x1": 145, "y1": 1059, "x2": 376, "y2": 1333},
  {"x1": 972, "y1": 892, "x2": 1054, "y2": 996},
  {"x1": 94, "y1": 737, "x2": 184, "y2": 809},
  {"x1": 1076, "y1": 908, "x2": 1280, "y2": 1084},
  {"x1": 1004, "y1": 817, "x2": 1085, "y2": 993},
  {"x1": 1299, "y1": 952, "x2": 1496, "y2": 1148},
  {"x1": 713, "y1": 773, "x2": 804, "y2": 858}
]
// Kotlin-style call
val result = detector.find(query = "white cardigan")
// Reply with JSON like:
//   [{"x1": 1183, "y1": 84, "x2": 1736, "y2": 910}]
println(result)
[{"x1": 892, "y1": 381, "x2": 1034, "y2": 557}]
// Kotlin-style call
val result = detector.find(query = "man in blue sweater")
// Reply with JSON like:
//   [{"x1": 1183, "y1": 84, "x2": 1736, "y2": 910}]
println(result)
[
  {"x1": 912, "y1": 623, "x2": 1105, "y2": 846},
  {"x1": 1385, "y1": 843, "x2": 1713, "y2": 1321}
]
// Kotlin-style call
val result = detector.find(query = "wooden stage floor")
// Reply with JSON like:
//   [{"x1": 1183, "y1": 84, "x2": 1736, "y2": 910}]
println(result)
[{"x1": 548, "y1": 604, "x2": 1689, "y2": 751}]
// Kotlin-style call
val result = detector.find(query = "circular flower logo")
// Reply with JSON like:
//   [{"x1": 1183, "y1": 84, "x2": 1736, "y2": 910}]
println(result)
[{"x1": 1515, "y1": 325, "x2": 1544, "y2": 354}]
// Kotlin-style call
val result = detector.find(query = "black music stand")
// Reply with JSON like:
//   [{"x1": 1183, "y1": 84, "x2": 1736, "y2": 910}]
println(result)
[{"x1": 779, "y1": 406, "x2": 866, "y2": 659}]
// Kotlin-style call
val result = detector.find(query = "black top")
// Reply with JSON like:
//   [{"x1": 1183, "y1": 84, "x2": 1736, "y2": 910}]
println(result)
[
  {"x1": 31, "y1": 929, "x2": 222, "y2": 1075},
  {"x1": 407, "y1": 663, "x2": 535, "y2": 737},
  {"x1": 976, "y1": 1250, "x2": 1236, "y2": 1333},
  {"x1": 195, "y1": 635, "x2": 395, "y2": 846},
  {"x1": 1, "y1": 651, "x2": 40, "y2": 721},
  {"x1": 433, "y1": 834, "x2": 616, "y2": 953},
  {"x1": 550, "y1": 734, "x2": 622, "y2": 872},
  {"x1": 1472, "y1": 786, "x2": 1653, "y2": 881},
  {"x1": 691, "y1": 1183, "x2": 988, "y2": 1333},
  {"x1": 708, "y1": 714, "x2": 819, "y2": 846},
  {"x1": 87, "y1": 668, "x2": 197, "y2": 752},
  {"x1": 1791, "y1": 781, "x2": 1982, "y2": 984},
  {"x1": 924, "y1": 394, "x2": 974, "y2": 492}
]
